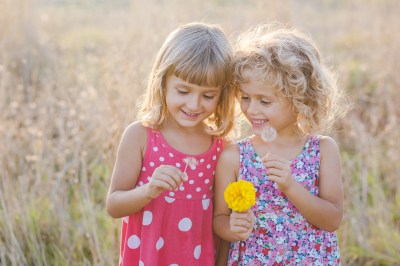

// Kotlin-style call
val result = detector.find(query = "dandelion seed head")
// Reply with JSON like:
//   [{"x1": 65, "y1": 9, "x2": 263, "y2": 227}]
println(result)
[{"x1": 261, "y1": 126, "x2": 277, "y2": 142}]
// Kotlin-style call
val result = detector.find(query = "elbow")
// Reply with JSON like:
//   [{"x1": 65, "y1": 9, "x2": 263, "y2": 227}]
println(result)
[
  {"x1": 324, "y1": 214, "x2": 343, "y2": 232},
  {"x1": 106, "y1": 195, "x2": 122, "y2": 219}
]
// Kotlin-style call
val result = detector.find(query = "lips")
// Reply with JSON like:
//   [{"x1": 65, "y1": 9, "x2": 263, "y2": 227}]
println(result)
[
  {"x1": 182, "y1": 110, "x2": 201, "y2": 119},
  {"x1": 250, "y1": 119, "x2": 268, "y2": 127}
]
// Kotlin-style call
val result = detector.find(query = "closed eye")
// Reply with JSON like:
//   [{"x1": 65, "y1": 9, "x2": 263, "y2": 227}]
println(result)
[
  {"x1": 261, "y1": 100, "x2": 272, "y2": 106},
  {"x1": 203, "y1": 94, "x2": 216, "y2": 100},
  {"x1": 240, "y1": 96, "x2": 250, "y2": 102},
  {"x1": 177, "y1": 89, "x2": 189, "y2": 95}
]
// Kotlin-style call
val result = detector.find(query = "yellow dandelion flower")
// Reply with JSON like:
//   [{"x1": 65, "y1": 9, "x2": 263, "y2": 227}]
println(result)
[{"x1": 224, "y1": 180, "x2": 256, "y2": 212}]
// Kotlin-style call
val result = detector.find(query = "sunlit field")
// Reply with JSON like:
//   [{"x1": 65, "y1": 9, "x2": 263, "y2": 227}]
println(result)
[{"x1": 1, "y1": 0, "x2": 399, "y2": 265}]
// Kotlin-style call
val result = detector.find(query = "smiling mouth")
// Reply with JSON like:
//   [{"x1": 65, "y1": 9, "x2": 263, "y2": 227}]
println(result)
[
  {"x1": 251, "y1": 119, "x2": 268, "y2": 127},
  {"x1": 182, "y1": 110, "x2": 201, "y2": 118}
]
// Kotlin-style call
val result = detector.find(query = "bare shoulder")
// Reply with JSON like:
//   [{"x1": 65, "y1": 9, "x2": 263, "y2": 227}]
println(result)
[
  {"x1": 219, "y1": 141, "x2": 240, "y2": 167},
  {"x1": 319, "y1": 135, "x2": 340, "y2": 155},
  {"x1": 124, "y1": 121, "x2": 147, "y2": 138},
  {"x1": 119, "y1": 121, "x2": 148, "y2": 154},
  {"x1": 221, "y1": 136, "x2": 235, "y2": 146}
]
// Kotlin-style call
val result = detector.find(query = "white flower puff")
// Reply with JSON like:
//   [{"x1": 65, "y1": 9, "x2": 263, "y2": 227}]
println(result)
[
  {"x1": 183, "y1": 157, "x2": 199, "y2": 173},
  {"x1": 261, "y1": 126, "x2": 277, "y2": 142}
]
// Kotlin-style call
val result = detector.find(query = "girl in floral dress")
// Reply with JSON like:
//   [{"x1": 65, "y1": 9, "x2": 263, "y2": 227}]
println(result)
[
  {"x1": 213, "y1": 25, "x2": 347, "y2": 265},
  {"x1": 106, "y1": 22, "x2": 237, "y2": 266}
]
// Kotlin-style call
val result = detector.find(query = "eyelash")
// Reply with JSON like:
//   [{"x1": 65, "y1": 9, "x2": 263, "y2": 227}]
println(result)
[
  {"x1": 261, "y1": 100, "x2": 272, "y2": 106},
  {"x1": 177, "y1": 89, "x2": 215, "y2": 100},
  {"x1": 241, "y1": 96, "x2": 271, "y2": 106}
]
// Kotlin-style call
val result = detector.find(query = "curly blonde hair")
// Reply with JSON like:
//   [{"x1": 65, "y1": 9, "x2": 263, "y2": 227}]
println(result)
[
  {"x1": 234, "y1": 24, "x2": 345, "y2": 134},
  {"x1": 137, "y1": 22, "x2": 236, "y2": 137}
]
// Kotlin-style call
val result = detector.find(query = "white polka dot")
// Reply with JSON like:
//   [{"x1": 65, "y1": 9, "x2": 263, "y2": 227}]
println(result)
[
  {"x1": 142, "y1": 167, "x2": 146, "y2": 171},
  {"x1": 139, "y1": 261, "x2": 144, "y2": 266},
  {"x1": 179, "y1": 186, "x2": 185, "y2": 191},
  {"x1": 217, "y1": 147, "x2": 221, "y2": 152},
  {"x1": 206, "y1": 164, "x2": 211, "y2": 169},
  {"x1": 196, "y1": 187, "x2": 201, "y2": 192},
  {"x1": 123, "y1": 216, "x2": 129, "y2": 223},
  {"x1": 142, "y1": 211, "x2": 152, "y2": 226},
  {"x1": 202, "y1": 199, "x2": 210, "y2": 210},
  {"x1": 159, "y1": 157, "x2": 165, "y2": 162},
  {"x1": 150, "y1": 162, "x2": 155, "y2": 167},
  {"x1": 212, "y1": 171, "x2": 215, "y2": 175},
  {"x1": 169, "y1": 192, "x2": 175, "y2": 197},
  {"x1": 209, "y1": 185, "x2": 213, "y2": 190},
  {"x1": 190, "y1": 165, "x2": 196, "y2": 170},
  {"x1": 165, "y1": 196, "x2": 175, "y2": 203},
  {"x1": 198, "y1": 172, "x2": 203, "y2": 177},
  {"x1": 194, "y1": 245, "x2": 201, "y2": 259},
  {"x1": 139, "y1": 181, "x2": 144, "y2": 186},
  {"x1": 200, "y1": 158, "x2": 205, "y2": 163},
  {"x1": 189, "y1": 180, "x2": 194, "y2": 184},
  {"x1": 178, "y1": 218, "x2": 192, "y2": 231},
  {"x1": 170, "y1": 264, "x2": 179, "y2": 266},
  {"x1": 147, "y1": 176, "x2": 151, "y2": 181},
  {"x1": 212, "y1": 155, "x2": 217, "y2": 160},
  {"x1": 153, "y1": 147, "x2": 158, "y2": 152},
  {"x1": 169, "y1": 152, "x2": 174, "y2": 157},
  {"x1": 156, "y1": 237, "x2": 164, "y2": 251},
  {"x1": 203, "y1": 194, "x2": 207, "y2": 199},
  {"x1": 187, "y1": 194, "x2": 192, "y2": 199},
  {"x1": 176, "y1": 163, "x2": 181, "y2": 167},
  {"x1": 204, "y1": 179, "x2": 210, "y2": 184},
  {"x1": 127, "y1": 235, "x2": 140, "y2": 249}
]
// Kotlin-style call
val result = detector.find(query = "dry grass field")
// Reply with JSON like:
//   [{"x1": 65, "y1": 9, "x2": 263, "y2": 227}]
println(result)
[{"x1": 1, "y1": 0, "x2": 399, "y2": 265}]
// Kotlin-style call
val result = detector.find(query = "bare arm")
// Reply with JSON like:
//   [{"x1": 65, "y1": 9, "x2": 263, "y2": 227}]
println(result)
[
  {"x1": 262, "y1": 136, "x2": 343, "y2": 232},
  {"x1": 106, "y1": 122, "x2": 186, "y2": 218},
  {"x1": 215, "y1": 239, "x2": 230, "y2": 266},
  {"x1": 213, "y1": 143, "x2": 254, "y2": 242}
]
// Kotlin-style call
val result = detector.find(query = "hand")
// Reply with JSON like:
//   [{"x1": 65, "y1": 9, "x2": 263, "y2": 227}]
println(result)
[
  {"x1": 145, "y1": 165, "x2": 187, "y2": 199},
  {"x1": 261, "y1": 153, "x2": 294, "y2": 193},
  {"x1": 230, "y1": 209, "x2": 255, "y2": 241}
]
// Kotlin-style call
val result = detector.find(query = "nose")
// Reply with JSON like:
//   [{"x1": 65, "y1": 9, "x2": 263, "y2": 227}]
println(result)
[
  {"x1": 186, "y1": 94, "x2": 201, "y2": 111},
  {"x1": 245, "y1": 100, "x2": 259, "y2": 115}
]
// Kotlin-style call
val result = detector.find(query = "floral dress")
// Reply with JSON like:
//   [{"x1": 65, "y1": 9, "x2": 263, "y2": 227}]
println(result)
[
  {"x1": 228, "y1": 136, "x2": 340, "y2": 266},
  {"x1": 119, "y1": 128, "x2": 222, "y2": 266}
]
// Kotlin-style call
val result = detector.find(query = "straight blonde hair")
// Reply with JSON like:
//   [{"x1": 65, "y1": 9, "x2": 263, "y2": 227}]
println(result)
[{"x1": 137, "y1": 22, "x2": 236, "y2": 137}]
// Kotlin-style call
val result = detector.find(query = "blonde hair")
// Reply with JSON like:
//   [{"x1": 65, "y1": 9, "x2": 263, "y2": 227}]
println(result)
[
  {"x1": 137, "y1": 22, "x2": 236, "y2": 137},
  {"x1": 234, "y1": 24, "x2": 345, "y2": 134}
]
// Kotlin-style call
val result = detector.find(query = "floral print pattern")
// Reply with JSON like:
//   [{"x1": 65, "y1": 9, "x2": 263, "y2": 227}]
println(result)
[{"x1": 228, "y1": 136, "x2": 340, "y2": 266}]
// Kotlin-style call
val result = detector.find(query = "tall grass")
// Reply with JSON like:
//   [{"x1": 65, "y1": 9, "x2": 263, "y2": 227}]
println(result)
[{"x1": 1, "y1": 0, "x2": 399, "y2": 265}]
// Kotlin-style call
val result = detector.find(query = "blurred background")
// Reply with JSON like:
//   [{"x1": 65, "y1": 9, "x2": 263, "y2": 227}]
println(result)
[{"x1": 1, "y1": 0, "x2": 399, "y2": 265}]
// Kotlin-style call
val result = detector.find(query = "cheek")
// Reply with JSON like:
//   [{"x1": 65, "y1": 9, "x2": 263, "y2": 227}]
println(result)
[{"x1": 240, "y1": 102, "x2": 248, "y2": 112}]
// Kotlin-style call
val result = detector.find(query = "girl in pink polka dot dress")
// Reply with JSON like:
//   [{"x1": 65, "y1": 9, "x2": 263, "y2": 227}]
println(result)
[
  {"x1": 106, "y1": 22, "x2": 237, "y2": 266},
  {"x1": 213, "y1": 25, "x2": 347, "y2": 265}
]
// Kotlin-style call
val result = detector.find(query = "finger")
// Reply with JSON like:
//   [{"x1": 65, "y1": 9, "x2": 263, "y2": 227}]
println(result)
[
  {"x1": 262, "y1": 154, "x2": 289, "y2": 164},
  {"x1": 163, "y1": 166, "x2": 188, "y2": 183},
  {"x1": 158, "y1": 167, "x2": 185, "y2": 187},
  {"x1": 231, "y1": 217, "x2": 253, "y2": 229},
  {"x1": 264, "y1": 160, "x2": 287, "y2": 170},
  {"x1": 156, "y1": 173, "x2": 181, "y2": 190},
  {"x1": 231, "y1": 212, "x2": 253, "y2": 223},
  {"x1": 150, "y1": 178, "x2": 175, "y2": 191},
  {"x1": 266, "y1": 168, "x2": 286, "y2": 178},
  {"x1": 267, "y1": 174, "x2": 279, "y2": 183},
  {"x1": 231, "y1": 225, "x2": 250, "y2": 234}
]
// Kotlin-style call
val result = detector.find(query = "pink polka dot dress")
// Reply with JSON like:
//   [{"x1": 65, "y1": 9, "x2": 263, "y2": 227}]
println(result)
[{"x1": 119, "y1": 128, "x2": 223, "y2": 266}]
